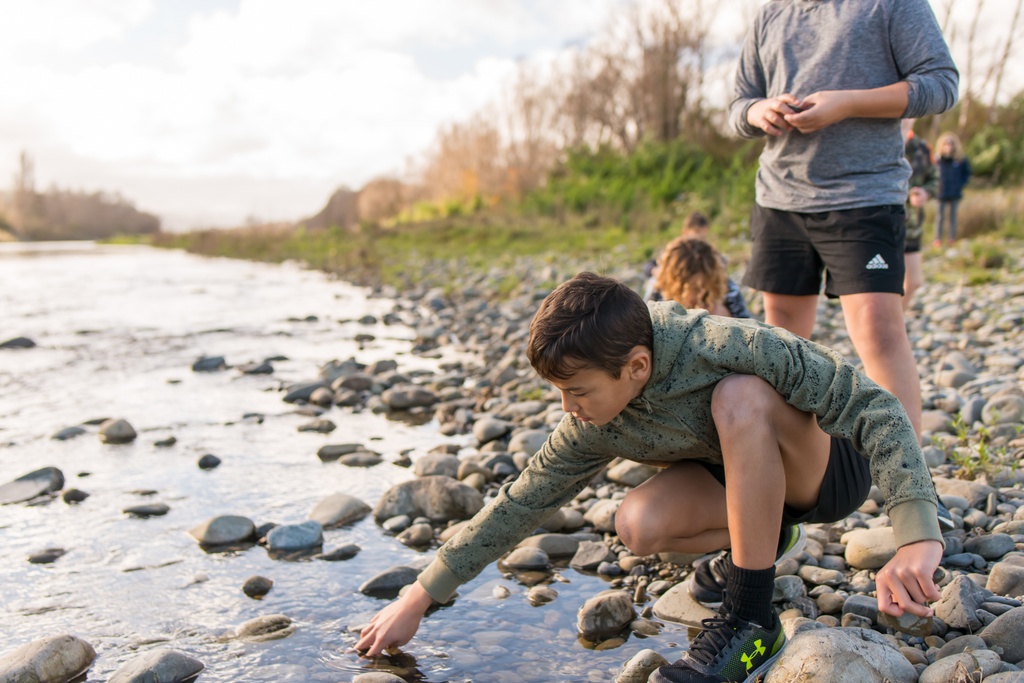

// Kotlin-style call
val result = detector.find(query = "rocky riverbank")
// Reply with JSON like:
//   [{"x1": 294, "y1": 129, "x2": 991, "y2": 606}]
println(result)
[{"x1": 3, "y1": 241, "x2": 1024, "y2": 682}]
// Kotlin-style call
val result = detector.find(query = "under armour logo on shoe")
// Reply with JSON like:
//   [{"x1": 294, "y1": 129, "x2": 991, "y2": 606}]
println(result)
[
  {"x1": 741, "y1": 639, "x2": 767, "y2": 672},
  {"x1": 865, "y1": 254, "x2": 889, "y2": 270}
]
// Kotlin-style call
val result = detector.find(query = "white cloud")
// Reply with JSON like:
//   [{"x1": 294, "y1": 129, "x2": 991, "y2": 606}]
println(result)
[{"x1": 0, "y1": 0, "x2": 151, "y2": 55}]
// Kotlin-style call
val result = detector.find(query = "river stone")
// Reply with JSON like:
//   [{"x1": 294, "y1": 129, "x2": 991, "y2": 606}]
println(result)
[
  {"x1": 123, "y1": 503, "x2": 170, "y2": 518},
  {"x1": 51, "y1": 426, "x2": 86, "y2": 441},
  {"x1": 339, "y1": 452, "x2": 383, "y2": 467},
  {"x1": 764, "y1": 627, "x2": 917, "y2": 683},
  {"x1": 983, "y1": 395, "x2": 1024, "y2": 426},
  {"x1": 583, "y1": 499, "x2": 620, "y2": 532},
  {"x1": 0, "y1": 467, "x2": 65, "y2": 505},
  {"x1": 773, "y1": 575, "x2": 806, "y2": 602},
  {"x1": 243, "y1": 575, "x2": 273, "y2": 599},
  {"x1": 934, "y1": 575, "x2": 989, "y2": 631},
  {"x1": 353, "y1": 674, "x2": 406, "y2": 683},
  {"x1": 503, "y1": 546, "x2": 549, "y2": 570},
  {"x1": 842, "y1": 594, "x2": 880, "y2": 624},
  {"x1": 192, "y1": 355, "x2": 226, "y2": 372},
  {"x1": 516, "y1": 533, "x2": 580, "y2": 558},
  {"x1": 107, "y1": 648, "x2": 204, "y2": 683},
  {"x1": 844, "y1": 527, "x2": 897, "y2": 569},
  {"x1": 397, "y1": 523, "x2": 433, "y2": 547},
  {"x1": 359, "y1": 566, "x2": 420, "y2": 598},
  {"x1": 297, "y1": 418, "x2": 335, "y2": 433},
  {"x1": 921, "y1": 445, "x2": 947, "y2": 468},
  {"x1": 507, "y1": 429, "x2": 549, "y2": 455},
  {"x1": 919, "y1": 649, "x2": 1002, "y2": 683},
  {"x1": 0, "y1": 336, "x2": 36, "y2": 349},
  {"x1": 652, "y1": 579, "x2": 717, "y2": 627},
  {"x1": 965, "y1": 533, "x2": 1015, "y2": 560},
  {"x1": 797, "y1": 565, "x2": 845, "y2": 587},
  {"x1": 316, "y1": 544, "x2": 360, "y2": 561},
  {"x1": 62, "y1": 489, "x2": 88, "y2": 504},
  {"x1": 606, "y1": 460, "x2": 659, "y2": 487},
  {"x1": 0, "y1": 634, "x2": 96, "y2": 683},
  {"x1": 381, "y1": 385, "x2": 438, "y2": 410},
  {"x1": 235, "y1": 614, "x2": 295, "y2": 641},
  {"x1": 188, "y1": 515, "x2": 255, "y2": 546},
  {"x1": 935, "y1": 634, "x2": 987, "y2": 660},
  {"x1": 99, "y1": 418, "x2": 136, "y2": 444},
  {"x1": 527, "y1": 585, "x2": 558, "y2": 605},
  {"x1": 413, "y1": 454, "x2": 460, "y2": 478},
  {"x1": 615, "y1": 648, "x2": 669, "y2": 683},
  {"x1": 373, "y1": 475, "x2": 484, "y2": 523},
  {"x1": 987, "y1": 562, "x2": 1024, "y2": 596},
  {"x1": 28, "y1": 548, "x2": 67, "y2": 564},
  {"x1": 577, "y1": 590, "x2": 636, "y2": 639},
  {"x1": 922, "y1": 410, "x2": 955, "y2": 434},
  {"x1": 309, "y1": 493, "x2": 371, "y2": 529},
  {"x1": 473, "y1": 417, "x2": 512, "y2": 444},
  {"x1": 934, "y1": 479, "x2": 997, "y2": 508},
  {"x1": 283, "y1": 381, "x2": 326, "y2": 403},
  {"x1": 980, "y1": 606, "x2": 1024, "y2": 662},
  {"x1": 570, "y1": 541, "x2": 615, "y2": 571},
  {"x1": 983, "y1": 674, "x2": 1024, "y2": 683},
  {"x1": 265, "y1": 520, "x2": 323, "y2": 551},
  {"x1": 879, "y1": 611, "x2": 934, "y2": 637},
  {"x1": 316, "y1": 443, "x2": 362, "y2": 462},
  {"x1": 196, "y1": 454, "x2": 220, "y2": 470}
]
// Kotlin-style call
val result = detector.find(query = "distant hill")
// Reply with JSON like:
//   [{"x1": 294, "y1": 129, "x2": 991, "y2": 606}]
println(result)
[
  {"x1": 0, "y1": 188, "x2": 160, "y2": 241},
  {"x1": 297, "y1": 177, "x2": 426, "y2": 230}
]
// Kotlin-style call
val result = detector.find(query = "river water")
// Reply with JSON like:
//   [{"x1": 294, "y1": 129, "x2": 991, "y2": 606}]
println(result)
[{"x1": 0, "y1": 243, "x2": 687, "y2": 682}]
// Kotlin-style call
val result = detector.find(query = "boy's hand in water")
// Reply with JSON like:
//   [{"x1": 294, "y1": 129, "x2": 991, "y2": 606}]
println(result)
[
  {"x1": 355, "y1": 581, "x2": 434, "y2": 657},
  {"x1": 875, "y1": 540, "x2": 943, "y2": 618}
]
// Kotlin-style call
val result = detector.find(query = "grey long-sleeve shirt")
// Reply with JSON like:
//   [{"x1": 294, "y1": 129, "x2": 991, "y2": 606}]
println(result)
[
  {"x1": 728, "y1": 0, "x2": 959, "y2": 212},
  {"x1": 417, "y1": 302, "x2": 941, "y2": 603}
]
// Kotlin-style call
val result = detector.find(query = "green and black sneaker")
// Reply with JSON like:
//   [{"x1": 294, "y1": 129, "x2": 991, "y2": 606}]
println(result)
[
  {"x1": 689, "y1": 525, "x2": 806, "y2": 607},
  {"x1": 649, "y1": 610, "x2": 785, "y2": 683}
]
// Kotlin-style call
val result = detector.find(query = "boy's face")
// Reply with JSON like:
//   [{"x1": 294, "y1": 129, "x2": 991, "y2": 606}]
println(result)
[{"x1": 549, "y1": 349, "x2": 651, "y2": 427}]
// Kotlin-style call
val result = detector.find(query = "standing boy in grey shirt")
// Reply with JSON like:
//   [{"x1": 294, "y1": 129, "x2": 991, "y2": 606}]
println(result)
[{"x1": 729, "y1": 0, "x2": 958, "y2": 449}]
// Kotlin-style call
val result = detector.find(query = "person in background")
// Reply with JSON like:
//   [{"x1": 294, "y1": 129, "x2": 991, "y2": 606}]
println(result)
[
  {"x1": 728, "y1": 0, "x2": 958, "y2": 441},
  {"x1": 902, "y1": 118, "x2": 938, "y2": 311},
  {"x1": 654, "y1": 237, "x2": 732, "y2": 316},
  {"x1": 935, "y1": 131, "x2": 971, "y2": 246},
  {"x1": 643, "y1": 211, "x2": 752, "y2": 319}
]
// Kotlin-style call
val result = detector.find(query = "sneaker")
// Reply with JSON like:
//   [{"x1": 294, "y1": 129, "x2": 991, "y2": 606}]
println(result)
[
  {"x1": 650, "y1": 610, "x2": 785, "y2": 683},
  {"x1": 936, "y1": 498, "x2": 956, "y2": 531},
  {"x1": 688, "y1": 525, "x2": 806, "y2": 607}
]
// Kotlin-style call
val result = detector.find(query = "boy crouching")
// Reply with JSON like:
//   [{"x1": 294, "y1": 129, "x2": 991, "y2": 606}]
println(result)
[{"x1": 358, "y1": 272, "x2": 943, "y2": 683}]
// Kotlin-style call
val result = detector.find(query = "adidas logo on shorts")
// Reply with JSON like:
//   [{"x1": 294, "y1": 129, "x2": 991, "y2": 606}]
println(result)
[{"x1": 865, "y1": 254, "x2": 889, "y2": 270}]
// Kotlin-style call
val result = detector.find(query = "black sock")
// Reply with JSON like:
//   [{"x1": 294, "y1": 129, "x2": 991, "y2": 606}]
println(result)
[{"x1": 725, "y1": 564, "x2": 776, "y2": 627}]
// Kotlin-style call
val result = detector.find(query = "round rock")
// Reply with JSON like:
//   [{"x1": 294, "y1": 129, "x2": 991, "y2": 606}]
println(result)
[
  {"x1": 308, "y1": 492, "x2": 371, "y2": 529},
  {"x1": 188, "y1": 515, "x2": 256, "y2": 546},
  {"x1": 108, "y1": 648, "x2": 204, "y2": 683},
  {"x1": 99, "y1": 418, "x2": 137, "y2": 444}
]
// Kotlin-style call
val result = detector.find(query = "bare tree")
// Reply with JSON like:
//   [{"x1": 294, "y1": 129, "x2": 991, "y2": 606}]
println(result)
[
  {"x1": 986, "y1": 0, "x2": 1024, "y2": 122},
  {"x1": 957, "y1": 0, "x2": 987, "y2": 133}
]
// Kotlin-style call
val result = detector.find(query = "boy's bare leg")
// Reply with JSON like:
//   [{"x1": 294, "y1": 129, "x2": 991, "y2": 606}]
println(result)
[
  {"x1": 615, "y1": 463, "x2": 731, "y2": 557},
  {"x1": 616, "y1": 376, "x2": 831, "y2": 564},
  {"x1": 840, "y1": 292, "x2": 922, "y2": 438},
  {"x1": 762, "y1": 292, "x2": 818, "y2": 339},
  {"x1": 903, "y1": 252, "x2": 924, "y2": 312},
  {"x1": 712, "y1": 374, "x2": 831, "y2": 570}
]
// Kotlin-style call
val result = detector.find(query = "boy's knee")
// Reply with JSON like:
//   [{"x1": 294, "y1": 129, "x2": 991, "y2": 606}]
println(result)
[
  {"x1": 711, "y1": 375, "x2": 774, "y2": 430},
  {"x1": 615, "y1": 497, "x2": 659, "y2": 556}
]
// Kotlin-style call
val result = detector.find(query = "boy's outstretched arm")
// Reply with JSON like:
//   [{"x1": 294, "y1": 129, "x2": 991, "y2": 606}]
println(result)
[
  {"x1": 875, "y1": 539, "x2": 943, "y2": 618},
  {"x1": 355, "y1": 581, "x2": 434, "y2": 657}
]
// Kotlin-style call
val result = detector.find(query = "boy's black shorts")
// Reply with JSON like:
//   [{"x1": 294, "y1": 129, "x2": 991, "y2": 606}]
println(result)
[
  {"x1": 742, "y1": 203, "x2": 906, "y2": 299},
  {"x1": 697, "y1": 437, "x2": 872, "y2": 526}
]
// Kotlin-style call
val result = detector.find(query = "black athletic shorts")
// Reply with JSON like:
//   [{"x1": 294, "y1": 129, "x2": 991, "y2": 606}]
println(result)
[
  {"x1": 742, "y1": 203, "x2": 906, "y2": 299},
  {"x1": 905, "y1": 237, "x2": 921, "y2": 254},
  {"x1": 696, "y1": 437, "x2": 872, "y2": 527}
]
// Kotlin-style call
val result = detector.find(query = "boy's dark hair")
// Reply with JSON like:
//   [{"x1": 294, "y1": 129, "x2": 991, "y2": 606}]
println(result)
[
  {"x1": 683, "y1": 211, "x2": 709, "y2": 232},
  {"x1": 528, "y1": 272, "x2": 653, "y2": 381}
]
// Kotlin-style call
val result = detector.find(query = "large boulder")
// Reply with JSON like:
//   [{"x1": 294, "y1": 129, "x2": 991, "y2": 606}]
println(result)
[
  {"x1": 107, "y1": 649, "x2": 204, "y2": 683},
  {"x1": 373, "y1": 476, "x2": 483, "y2": 523},
  {"x1": 764, "y1": 627, "x2": 917, "y2": 683},
  {"x1": 980, "y1": 606, "x2": 1024, "y2": 663},
  {"x1": 0, "y1": 467, "x2": 64, "y2": 505},
  {"x1": 0, "y1": 634, "x2": 96, "y2": 682},
  {"x1": 934, "y1": 575, "x2": 990, "y2": 632}
]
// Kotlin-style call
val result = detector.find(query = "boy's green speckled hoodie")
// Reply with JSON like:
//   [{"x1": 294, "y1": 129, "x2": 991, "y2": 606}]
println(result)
[{"x1": 417, "y1": 301, "x2": 942, "y2": 603}]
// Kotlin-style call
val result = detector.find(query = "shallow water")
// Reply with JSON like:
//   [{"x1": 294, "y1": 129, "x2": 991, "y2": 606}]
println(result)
[{"x1": 0, "y1": 243, "x2": 689, "y2": 682}]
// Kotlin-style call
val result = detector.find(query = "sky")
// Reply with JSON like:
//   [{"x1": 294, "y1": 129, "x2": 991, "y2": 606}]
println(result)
[{"x1": 0, "y1": 0, "x2": 1020, "y2": 230}]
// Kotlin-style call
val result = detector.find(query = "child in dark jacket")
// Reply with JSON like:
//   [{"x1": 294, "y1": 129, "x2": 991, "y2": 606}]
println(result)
[
  {"x1": 935, "y1": 131, "x2": 971, "y2": 244},
  {"x1": 357, "y1": 272, "x2": 944, "y2": 683}
]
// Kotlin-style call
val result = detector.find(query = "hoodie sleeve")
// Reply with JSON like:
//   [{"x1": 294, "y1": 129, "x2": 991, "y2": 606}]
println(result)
[
  {"x1": 746, "y1": 325, "x2": 942, "y2": 550},
  {"x1": 417, "y1": 416, "x2": 612, "y2": 603}
]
